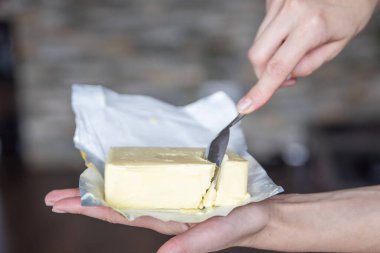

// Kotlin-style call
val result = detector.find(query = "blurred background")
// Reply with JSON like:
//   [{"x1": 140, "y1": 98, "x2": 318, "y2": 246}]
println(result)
[{"x1": 0, "y1": 1, "x2": 379, "y2": 252}]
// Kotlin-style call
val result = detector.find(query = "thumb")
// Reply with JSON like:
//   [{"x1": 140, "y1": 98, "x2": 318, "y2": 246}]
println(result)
[
  {"x1": 157, "y1": 217, "x2": 234, "y2": 253},
  {"x1": 157, "y1": 203, "x2": 268, "y2": 253}
]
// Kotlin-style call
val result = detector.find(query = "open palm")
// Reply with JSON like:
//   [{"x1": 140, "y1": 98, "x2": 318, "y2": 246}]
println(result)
[{"x1": 45, "y1": 188, "x2": 269, "y2": 253}]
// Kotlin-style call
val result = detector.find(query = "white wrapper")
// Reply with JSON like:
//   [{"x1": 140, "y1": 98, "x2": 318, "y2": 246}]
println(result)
[{"x1": 74, "y1": 84, "x2": 283, "y2": 223}]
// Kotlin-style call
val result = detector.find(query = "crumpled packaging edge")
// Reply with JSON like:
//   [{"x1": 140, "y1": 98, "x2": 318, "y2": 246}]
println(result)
[{"x1": 74, "y1": 84, "x2": 284, "y2": 223}]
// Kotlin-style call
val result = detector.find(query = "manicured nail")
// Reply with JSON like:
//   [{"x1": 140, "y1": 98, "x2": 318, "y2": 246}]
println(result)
[
  {"x1": 237, "y1": 97, "x2": 252, "y2": 113},
  {"x1": 52, "y1": 208, "x2": 66, "y2": 214}
]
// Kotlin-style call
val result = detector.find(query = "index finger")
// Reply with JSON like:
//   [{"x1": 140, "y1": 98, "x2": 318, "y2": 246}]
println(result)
[
  {"x1": 238, "y1": 24, "x2": 324, "y2": 113},
  {"x1": 51, "y1": 196, "x2": 189, "y2": 235},
  {"x1": 45, "y1": 188, "x2": 80, "y2": 206}
]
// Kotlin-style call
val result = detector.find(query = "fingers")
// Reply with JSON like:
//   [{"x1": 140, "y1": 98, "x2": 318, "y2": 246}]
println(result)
[
  {"x1": 45, "y1": 188, "x2": 80, "y2": 206},
  {"x1": 248, "y1": 8, "x2": 291, "y2": 79},
  {"x1": 52, "y1": 196, "x2": 137, "y2": 226},
  {"x1": 265, "y1": 0, "x2": 284, "y2": 13},
  {"x1": 282, "y1": 77, "x2": 297, "y2": 87},
  {"x1": 256, "y1": 0, "x2": 285, "y2": 42},
  {"x1": 292, "y1": 40, "x2": 346, "y2": 77},
  {"x1": 51, "y1": 196, "x2": 188, "y2": 235},
  {"x1": 51, "y1": 196, "x2": 124, "y2": 221},
  {"x1": 240, "y1": 19, "x2": 326, "y2": 113},
  {"x1": 158, "y1": 216, "x2": 235, "y2": 253},
  {"x1": 158, "y1": 203, "x2": 268, "y2": 253}
]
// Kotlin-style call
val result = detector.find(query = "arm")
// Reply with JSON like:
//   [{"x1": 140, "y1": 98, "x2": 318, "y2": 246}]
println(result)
[
  {"x1": 46, "y1": 185, "x2": 380, "y2": 253},
  {"x1": 237, "y1": 0, "x2": 379, "y2": 114},
  {"x1": 244, "y1": 185, "x2": 380, "y2": 252},
  {"x1": 157, "y1": 186, "x2": 380, "y2": 253}
]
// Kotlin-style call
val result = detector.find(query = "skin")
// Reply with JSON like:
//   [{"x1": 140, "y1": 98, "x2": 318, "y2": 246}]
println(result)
[
  {"x1": 237, "y1": 0, "x2": 379, "y2": 113},
  {"x1": 45, "y1": 186, "x2": 380, "y2": 252},
  {"x1": 45, "y1": 0, "x2": 380, "y2": 252}
]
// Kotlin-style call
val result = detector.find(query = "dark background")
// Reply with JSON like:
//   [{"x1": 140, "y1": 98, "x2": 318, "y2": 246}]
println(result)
[{"x1": 0, "y1": 1, "x2": 380, "y2": 253}]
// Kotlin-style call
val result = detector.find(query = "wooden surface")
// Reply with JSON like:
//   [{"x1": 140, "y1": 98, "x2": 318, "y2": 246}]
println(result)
[{"x1": 0, "y1": 169, "x2": 277, "y2": 253}]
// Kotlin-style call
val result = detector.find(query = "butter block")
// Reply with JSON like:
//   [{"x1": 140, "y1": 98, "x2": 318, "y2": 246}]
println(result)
[
  {"x1": 201, "y1": 152, "x2": 249, "y2": 208},
  {"x1": 214, "y1": 151, "x2": 250, "y2": 206},
  {"x1": 105, "y1": 147, "x2": 249, "y2": 210},
  {"x1": 105, "y1": 147, "x2": 215, "y2": 209}
]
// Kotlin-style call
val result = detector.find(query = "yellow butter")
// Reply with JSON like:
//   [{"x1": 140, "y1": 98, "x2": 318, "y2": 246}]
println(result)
[
  {"x1": 214, "y1": 152, "x2": 250, "y2": 206},
  {"x1": 105, "y1": 147, "x2": 249, "y2": 210}
]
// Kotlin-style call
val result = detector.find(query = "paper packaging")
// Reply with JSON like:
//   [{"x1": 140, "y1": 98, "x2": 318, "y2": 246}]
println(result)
[{"x1": 74, "y1": 84, "x2": 283, "y2": 223}]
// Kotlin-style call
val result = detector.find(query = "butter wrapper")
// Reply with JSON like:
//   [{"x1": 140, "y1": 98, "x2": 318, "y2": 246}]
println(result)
[{"x1": 74, "y1": 84, "x2": 283, "y2": 223}]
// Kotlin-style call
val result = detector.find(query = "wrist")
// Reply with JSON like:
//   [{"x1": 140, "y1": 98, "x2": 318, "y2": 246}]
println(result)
[
  {"x1": 235, "y1": 194, "x2": 292, "y2": 250},
  {"x1": 241, "y1": 186, "x2": 380, "y2": 252},
  {"x1": 240, "y1": 192, "x2": 337, "y2": 251},
  {"x1": 242, "y1": 194, "x2": 305, "y2": 251}
]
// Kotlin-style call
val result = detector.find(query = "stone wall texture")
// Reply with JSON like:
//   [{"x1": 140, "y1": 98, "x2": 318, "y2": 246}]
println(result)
[{"x1": 1, "y1": 0, "x2": 380, "y2": 169}]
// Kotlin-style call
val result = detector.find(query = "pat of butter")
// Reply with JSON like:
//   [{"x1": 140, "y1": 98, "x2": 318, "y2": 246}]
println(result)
[
  {"x1": 201, "y1": 153, "x2": 250, "y2": 208},
  {"x1": 105, "y1": 147, "x2": 249, "y2": 210},
  {"x1": 214, "y1": 152, "x2": 250, "y2": 206}
]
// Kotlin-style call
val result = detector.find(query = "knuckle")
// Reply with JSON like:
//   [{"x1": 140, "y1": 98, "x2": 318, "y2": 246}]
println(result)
[
  {"x1": 295, "y1": 61, "x2": 314, "y2": 77},
  {"x1": 302, "y1": 12, "x2": 327, "y2": 42},
  {"x1": 249, "y1": 86, "x2": 270, "y2": 108},
  {"x1": 297, "y1": 67, "x2": 313, "y2": 77},
  {"x1": 302, "y1": 65, "x2": 314, "y2": 76},
  {"x1": 166, "y1": 238, "x2": 187, "y2": 253},
  {"x1": 266, "y1": 60, "x2": 287, "y2": 77},
  {"x1": 307, "y1": 12, "x2": 326, "y2": 32},
  {"x1": 248, "y1": 48, "x2": 265, "y2": 66},
  {"x1": 285, "y1": 1, "x2": 328, "y2": 43}
]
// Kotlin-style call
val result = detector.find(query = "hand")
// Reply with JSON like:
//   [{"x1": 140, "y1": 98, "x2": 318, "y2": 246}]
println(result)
[
  {"x1": 45, "y1": 186, "x2": 380, "y2": 252},
  {"x1": 45, "y1": 188, "x2": 271, "y2": 253},
  {"x1": 45, "y1": 188, "x2": 189, "y2": 235},
  {"x1": 237, "y1": 0, "x2": 379, "y2": 114}
]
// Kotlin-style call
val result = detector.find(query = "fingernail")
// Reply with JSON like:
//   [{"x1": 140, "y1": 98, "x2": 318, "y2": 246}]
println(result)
[
  {"x1": 286, "y1": 74, "x2": 292, "y2": 81},
  {"x1": 282, "y1": 78, "x2": 297, "y2": 87},
  {"x1": 45, "y1": 201, "x2": 54, "y2": 206},
  {"x1": 52, "y1": 208, "x2": 66, "y2": 214},
  {"x1": 237, "y1": 97, "x2": 252, "y2": 113}
]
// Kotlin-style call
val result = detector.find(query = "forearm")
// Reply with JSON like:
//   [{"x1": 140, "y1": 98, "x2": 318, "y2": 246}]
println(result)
[{"x1": 247, "y1": 185, "x2": 380, "y2": 252}]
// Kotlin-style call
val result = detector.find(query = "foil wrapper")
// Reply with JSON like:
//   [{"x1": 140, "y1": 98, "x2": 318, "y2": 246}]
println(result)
[{"x1": 74, "y1": 84, "x2": 283, "y2": 223}]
